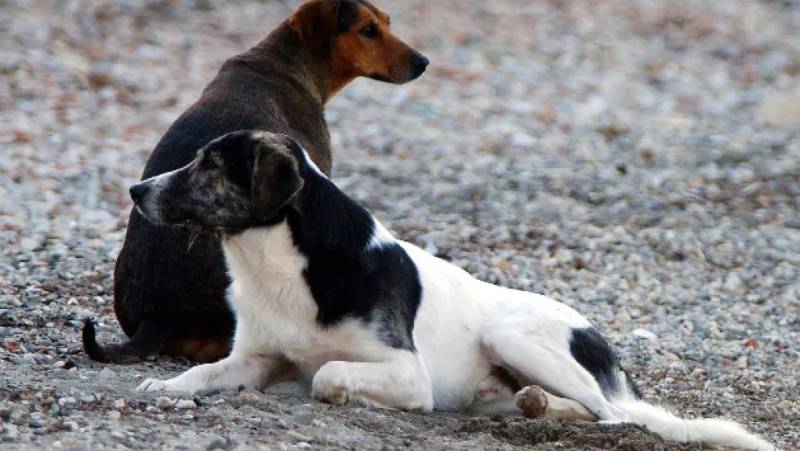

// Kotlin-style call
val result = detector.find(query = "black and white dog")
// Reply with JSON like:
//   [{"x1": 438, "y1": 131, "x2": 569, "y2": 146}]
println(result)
[{"x1": 132, "y1": 131, "x2": 773, "y2": 451}]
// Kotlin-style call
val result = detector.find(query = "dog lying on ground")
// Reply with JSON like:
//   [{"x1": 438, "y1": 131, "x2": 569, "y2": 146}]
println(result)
[
  {"x1": 82, "y1": 0, "x2": 428, "y2": 363},
  {"x1": 131, "y1": 131, "x2": 773, "y2": 451}
]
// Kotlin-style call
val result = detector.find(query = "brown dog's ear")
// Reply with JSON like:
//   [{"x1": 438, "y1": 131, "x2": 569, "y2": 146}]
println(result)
[
  {"x1": 251, "y1": 144, "x2": 304, "y2": 217},
  {"x1": 289, "y1": 0, "x2": 344, "y2": 59}
]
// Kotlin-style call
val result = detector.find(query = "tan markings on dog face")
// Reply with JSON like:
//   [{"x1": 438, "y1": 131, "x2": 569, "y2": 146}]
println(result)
[{"x1": 329, "y1": 2, "x2": 424, "y2": 97}]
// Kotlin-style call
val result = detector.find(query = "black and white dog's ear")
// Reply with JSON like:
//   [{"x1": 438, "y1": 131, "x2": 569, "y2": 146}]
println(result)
[{"x1": 250, "y1": 142, "x2": 304, "y2": 216}]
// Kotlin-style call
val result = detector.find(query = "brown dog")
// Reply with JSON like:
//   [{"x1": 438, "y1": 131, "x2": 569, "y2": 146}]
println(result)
[{"x1": 83, "y1": 0, "x2": 428, "y2": 364}]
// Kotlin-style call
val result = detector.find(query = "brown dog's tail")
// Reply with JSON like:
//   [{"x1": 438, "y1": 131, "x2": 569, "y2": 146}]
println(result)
[{"x1": 82, "y1": 318, "x2": 171, "y2": 364}]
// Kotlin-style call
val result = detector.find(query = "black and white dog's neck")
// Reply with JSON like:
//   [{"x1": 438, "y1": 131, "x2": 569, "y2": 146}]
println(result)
[
  {"x1": 227, "y1": 142, "x2": 421, "y2": 349},
  {"x1": 283, "y1": 142, "x2": 384, "y2": 257}
]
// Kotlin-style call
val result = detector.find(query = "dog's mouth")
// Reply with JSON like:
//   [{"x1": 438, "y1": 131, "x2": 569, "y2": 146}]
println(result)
[
  {"x1": 368, "y1": 72, "x2": 393, "y2": 83},
  {"x1": 178, "y1": 222, "x2": 237, "y2": 242},
  {"x1": 135, "y1": 203, "x2": 235, "y2": 243},
  {"x1": 134, "y1": 204, "x2": 162, "y2": 225},
  {"x1": 135, "y1": 204, "x2": 202, "y2": 230},
  {"x1": 369, "y1": 65, "x2": 427, "y2": 84},
  {"x1": 174, "y1": 223, "x2": 231, "y2": 251}
]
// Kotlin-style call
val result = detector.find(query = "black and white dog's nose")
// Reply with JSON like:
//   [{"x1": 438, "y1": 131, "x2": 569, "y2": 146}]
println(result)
[{"x1": 129, "y1": 182, "x2": 150, "y2": 204}]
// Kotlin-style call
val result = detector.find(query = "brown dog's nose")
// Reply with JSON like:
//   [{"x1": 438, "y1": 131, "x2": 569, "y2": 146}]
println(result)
[{"x1": 410, "y1": 54, "x2": 429, "y2": 77}]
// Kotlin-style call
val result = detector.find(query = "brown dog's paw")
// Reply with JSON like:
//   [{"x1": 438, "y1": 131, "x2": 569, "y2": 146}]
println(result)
[{"x1": 515, "y1": 385, "x2": 549, "y2": 418}]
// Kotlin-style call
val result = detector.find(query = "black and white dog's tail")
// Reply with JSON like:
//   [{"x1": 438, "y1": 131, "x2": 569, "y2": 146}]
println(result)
[
  {"x1": 611, "y1": 393, "x2": 775, "y2": 451},
  {"x1": 570, "y1": 328, "x2": 774, "y2": 450},
  {"x1": 82, "y1": 318, "x2": 170, "y2": 364}
]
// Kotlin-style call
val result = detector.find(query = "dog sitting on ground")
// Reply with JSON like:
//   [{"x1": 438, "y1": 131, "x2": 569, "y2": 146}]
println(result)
[
  {"x1": 82, "y1": 0, "x2": 429, "y2": 363},
  {"x1": 131, "y1": 131, "x2": 773, "y2": 451}
]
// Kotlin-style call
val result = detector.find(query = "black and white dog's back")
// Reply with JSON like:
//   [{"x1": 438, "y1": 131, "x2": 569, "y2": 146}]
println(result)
[{"x1": 132, "y1": 131, "x2": 773, "y2": 451}]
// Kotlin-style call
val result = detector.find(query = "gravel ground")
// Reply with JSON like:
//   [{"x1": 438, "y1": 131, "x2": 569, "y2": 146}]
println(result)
[{"x1": 2, "y1": 0, "x2": 799, "y2": 449}]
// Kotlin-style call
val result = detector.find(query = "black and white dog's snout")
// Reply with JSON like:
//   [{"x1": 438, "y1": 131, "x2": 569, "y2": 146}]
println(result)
[
  {"x1": 130, "y1": 174, "x2": 169, "y2": 226},
  {"x1": 129, "y1": 181, "x2": 151, "y2": 205}
]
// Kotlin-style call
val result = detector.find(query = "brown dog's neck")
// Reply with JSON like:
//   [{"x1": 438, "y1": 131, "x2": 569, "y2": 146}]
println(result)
[{"x1": 231, "y1": 22, "x2": 353, "y2": 106}]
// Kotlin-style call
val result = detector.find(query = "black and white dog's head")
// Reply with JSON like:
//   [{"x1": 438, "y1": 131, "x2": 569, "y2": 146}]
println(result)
[{"x1": 131, "y1": 131, "x2": 305, "y2": 232}]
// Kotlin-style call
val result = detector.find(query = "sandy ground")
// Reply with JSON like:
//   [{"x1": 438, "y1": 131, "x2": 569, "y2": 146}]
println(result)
[{"x1": 1, "y1": 0, "x2": 799, "y2": 449}]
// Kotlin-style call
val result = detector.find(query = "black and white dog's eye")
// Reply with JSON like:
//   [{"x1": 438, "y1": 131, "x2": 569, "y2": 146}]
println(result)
[{"x1": 360, "y1": 24, "x2": 379, "y2": 39}]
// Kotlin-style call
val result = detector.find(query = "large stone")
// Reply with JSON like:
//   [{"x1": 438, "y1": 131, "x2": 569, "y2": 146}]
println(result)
[{"x1": 756, "y1": 93, "x2": 800, "y2": 127}]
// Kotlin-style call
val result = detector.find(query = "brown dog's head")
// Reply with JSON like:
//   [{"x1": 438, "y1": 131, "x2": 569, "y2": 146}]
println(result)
[{"x1": 290, "y1": 0, "x2": 428, "y2": 93}]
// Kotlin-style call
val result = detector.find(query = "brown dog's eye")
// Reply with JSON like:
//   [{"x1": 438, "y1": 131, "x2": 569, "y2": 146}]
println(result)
[{"x1": 360, "y1": 24, "x2": 379, "y2": 39}]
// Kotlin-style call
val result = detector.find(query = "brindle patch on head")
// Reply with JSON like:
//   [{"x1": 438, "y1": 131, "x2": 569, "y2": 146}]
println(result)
[
  {"x1": 133, "y1": 131, "x2": 304, "y2": 234},
  {"x1": 162, "y1": 140, "x2": 253, "y2": 230}
]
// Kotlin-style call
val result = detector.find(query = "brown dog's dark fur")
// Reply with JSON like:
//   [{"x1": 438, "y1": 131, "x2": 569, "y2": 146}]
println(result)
[{"x1": 83, "y1": 0, "x2": 428, "y2": 364}]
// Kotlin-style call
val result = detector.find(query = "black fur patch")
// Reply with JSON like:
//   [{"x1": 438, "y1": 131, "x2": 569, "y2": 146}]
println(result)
[
  {"x1": 284, "y1": 141, "x2": 422, "y2": 350},
  {"x1": 569, "y1": 327, "x2": 621, "y2": 396},
  {"x1": 337, "y1": 0, "x2": 360, "y2": 33},
  {"x1": 337, "y1": 0, "x2": 382, "y2": 33}
]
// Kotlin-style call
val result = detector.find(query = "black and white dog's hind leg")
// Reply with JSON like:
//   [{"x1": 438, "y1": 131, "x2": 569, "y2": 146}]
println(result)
[
  {"x1": 478, "y1": 299, "x2": 631, "y2": 423},
  {"x1": 478, "y1": 297, "x2": 775, "y2": 450},
  {"x1": 470, "y1": 371, "x2": 597, "y2": 421}
]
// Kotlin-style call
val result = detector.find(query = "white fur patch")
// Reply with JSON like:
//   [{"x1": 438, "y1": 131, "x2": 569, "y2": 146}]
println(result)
[
  {"x1": 299, "y1": 146, "x2": 325, "y2": 178},
  {"x1": 366, "y1": 219, "x2": 396, "y2": 250}
]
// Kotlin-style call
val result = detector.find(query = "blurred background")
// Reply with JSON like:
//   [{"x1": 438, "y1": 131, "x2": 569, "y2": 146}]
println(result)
[{"x1": 0, "y1": 0, "x2": 798, "y2": 449}]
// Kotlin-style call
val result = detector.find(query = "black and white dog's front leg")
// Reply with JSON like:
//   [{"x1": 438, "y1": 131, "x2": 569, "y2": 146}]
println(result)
[
  {"x1": 136, "y1": 352, "x2": 281, "y2": 395},
  {"x1": 311, "y1": 351, "x2": 433, "y2": 411},
  {"x1": 136, "y1": 321, "x2": 282, "y2": 395}
]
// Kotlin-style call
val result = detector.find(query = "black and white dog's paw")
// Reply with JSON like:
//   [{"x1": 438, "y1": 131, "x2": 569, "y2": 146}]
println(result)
[
  {"x1": 311, "y1": 361, "x2": 374, "y2": 407},
  {"x1": 136, "y1": 378, "x2": 172, "y2": 392},
  {"x1": 136, "y1": 377, "x2": 194, "y2": 394},
  {"x1": 311, "y1": 361, "x2": 353, "y2": 405}
]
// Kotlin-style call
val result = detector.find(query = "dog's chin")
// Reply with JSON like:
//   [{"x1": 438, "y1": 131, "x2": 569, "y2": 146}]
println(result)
[
  {"x1": 176, "y1": 222, "x2": 235, "y2": 239},
  {"x1": 368, "y1": 71, "x2": 422, "y2": 84},
  {"x1": 134, "y1": 204, "x2": 208, "y2": 232},
  {"x1": 134, "y1": 204, "x2": 167, "y2": 226},
  {"x1": 174, "y1": 222, "x2": 205, "y2": 232}
]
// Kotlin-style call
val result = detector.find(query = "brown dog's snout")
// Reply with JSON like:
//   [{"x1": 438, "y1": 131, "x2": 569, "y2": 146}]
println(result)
[{"x1": 409, "y1": 53, "x2": 429, "y2": 78}]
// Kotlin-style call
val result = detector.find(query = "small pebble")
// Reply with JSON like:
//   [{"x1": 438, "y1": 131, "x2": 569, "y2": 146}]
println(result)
[
  {"x1": 175, "y1": 399, "x2": 196, "y2": 410},
  {"x1": 98, "y1": 367, "x2": 117, "y2": 382}
]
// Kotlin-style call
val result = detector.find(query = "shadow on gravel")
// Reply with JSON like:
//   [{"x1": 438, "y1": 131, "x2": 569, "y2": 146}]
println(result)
[
  {"x1": 458, "y1": 417, "x2": 705, "y2": 450},
  {"x1": 329, "y1": 404, "x2": 709, "y2": 450}
]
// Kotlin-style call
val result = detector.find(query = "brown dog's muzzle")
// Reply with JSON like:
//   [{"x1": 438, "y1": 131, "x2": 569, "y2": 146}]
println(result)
[
  {"x1": 372, "y1": 31, "x2": 429, "y2": 84},
  {"x1": 379, "y1": 46, "x2": 428, "y2": 84}
]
